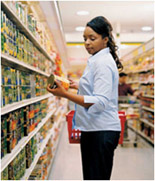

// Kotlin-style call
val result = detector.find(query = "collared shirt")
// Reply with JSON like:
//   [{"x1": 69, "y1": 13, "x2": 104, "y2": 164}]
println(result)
[
  {"x1": 75, "y1": 47, "x2": 121, "y2": 131},
  {"x1": 119, "y1": 83, "x2": 134, "y2": 96}
]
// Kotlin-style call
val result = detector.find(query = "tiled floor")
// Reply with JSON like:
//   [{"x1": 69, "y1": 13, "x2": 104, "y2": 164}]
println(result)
[{"x1": 48, "y1": 122, "x2": 154, "y2": 180}]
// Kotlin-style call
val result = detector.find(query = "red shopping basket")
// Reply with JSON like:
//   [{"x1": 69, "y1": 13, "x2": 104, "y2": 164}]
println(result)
[
  {"x1": 118, "y1": 111, "x2": 126, "y2": 144},
  {"x1": 66, "y1": 110, "x2": 126, "y2": 144}
]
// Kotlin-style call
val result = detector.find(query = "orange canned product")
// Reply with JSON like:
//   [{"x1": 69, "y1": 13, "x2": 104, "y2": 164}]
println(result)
[{"x1": 48, "y1": 74, "x2": 69, "y2": 90}]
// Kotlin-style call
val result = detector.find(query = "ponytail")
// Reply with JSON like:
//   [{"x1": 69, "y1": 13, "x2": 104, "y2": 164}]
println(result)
[
  {"x1": 108, "y1": 33, "x2": 123, "y2": 70},
  {"x1": 87, "y1": 16, "x2": 123, "y2": 70}
]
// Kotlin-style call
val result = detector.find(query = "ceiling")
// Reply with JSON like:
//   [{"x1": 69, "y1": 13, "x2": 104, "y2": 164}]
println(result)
[{"x1": 58, "y1": 1, "x2": 154, "y2": 43}]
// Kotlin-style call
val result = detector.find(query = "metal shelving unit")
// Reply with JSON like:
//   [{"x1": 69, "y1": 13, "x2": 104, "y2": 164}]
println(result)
[
  {"x1": 140, "y1": 118, "x2": 154, "y2": 128},
  {"x1": 1, "y1": 107, "x2": 56, "y2": 172},
  {"x1": 1, "y1": 93, "x2": 52, "y2": 115},
  {"x1": 121, "y1": 38, "x2": 154, "y2": 146},
  {"x1": 22, "y1": 125, "x2": 55, "y2": 180},
  {"x1": 1, "y1": 1, "x2": 54, "y2": 64},
  {"x1": 1, "y1": 2, "x2": 68, "y2": 180},
  {"x1": 128, "y1": 125, "x2": 154, "y2": 145},
  {"x1": 142, "y1": 106, "x2": 154, "y2": 113},
  {"x1": 1, "y1": 53, "x2": 50, "y2": 77},
  {"x1": 142, "y1": 95, "x2": 154, "y2": 99}
]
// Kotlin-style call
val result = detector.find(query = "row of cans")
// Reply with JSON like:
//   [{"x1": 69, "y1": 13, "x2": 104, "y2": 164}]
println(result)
[
  {"x1": 1, "y1": 99, "x2": 48, "y2": 158},
  {"x1": 1, "y1": 114, "x2": 55, "y2": 180},
  {"x1": 1, "y1": 66, "x2": 31, "y2": 86},
  {"x1": 1, "y1": 85, "x2": 31, "y2": 107},
  {"x1": 1, "y1": 65, "x2": 48, "y2": 107},
  {"x1": 1, "y1": 10, "x2": 52, "y2": 73},
  {"x1": 29, "y1": 138, "x2": 53, "y2": 180},
  {"x1": 5, "y1": 1, "x2": 37, "y2": 35},
  {"x1": 1, "y1": 136, "x2": 37, "y2": 181}
]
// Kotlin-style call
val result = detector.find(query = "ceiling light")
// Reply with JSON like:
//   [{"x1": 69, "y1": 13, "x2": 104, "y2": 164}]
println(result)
[
  {"x1": 76, "y1": 45, "x2": 81, "y2": 48},
  {"x1": 77, "y1": 11, "x2": 89, "y2": 16},
  {"x1": 75, "y1": 26, "x2": 85, "y2": 32},
  {"x1": 141, "y1": 26, "x2": 152, "y2": 31},
  {"x1": 120, "y1": 44, "x2": 130, "y2": 49}
]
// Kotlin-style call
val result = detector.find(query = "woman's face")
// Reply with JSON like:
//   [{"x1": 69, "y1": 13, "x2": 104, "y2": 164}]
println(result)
[{"x1": 83, "y1": 26, "x2": 108, "y2": 55}]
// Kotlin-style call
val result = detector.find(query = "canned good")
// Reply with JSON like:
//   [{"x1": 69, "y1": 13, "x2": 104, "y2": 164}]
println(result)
[
  {"x1": 1, "y1": 166, "x2": 8, "y2": 180},
  {"x1": 48, "y1": 74, "x2": 69, "y2": 90},
  {"x1": 1, "y1": 136, "x2": 7, "y2": 158},
  {"x1": 1, "y1": 115, "x2": 7, "y2": 137},
  {"x1": 24, "y1": 106, "x2": 30, "y2": 136}
]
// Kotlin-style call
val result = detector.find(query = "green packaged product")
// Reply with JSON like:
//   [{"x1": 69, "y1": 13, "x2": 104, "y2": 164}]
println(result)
[
  {"x1": 8, "y1": 161, "x2": 14, "y2": 180},
  {"x1": 1, "y1": 166, "x2": 8, "y2": 180},
  {"x1": 1, "y1": 136, "x2": 7, "y2": 158},
  {"x1": 24, "y1": 106, "x2": 30, "y2": 136}
]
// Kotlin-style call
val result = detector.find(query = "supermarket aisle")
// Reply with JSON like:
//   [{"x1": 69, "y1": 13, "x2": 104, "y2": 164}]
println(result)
[
  {"x1": 48, "y1": 121, "x2": 83, "y2": 180},
  {"x1": 48, "y1": 122, "x2": 154, "y2": 180}
]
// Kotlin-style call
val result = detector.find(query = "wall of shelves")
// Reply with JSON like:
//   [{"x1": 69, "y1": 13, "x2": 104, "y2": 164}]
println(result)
[
  {"x1": 121, "y1": 38, "x2": 154, "y2": 145},
  {"x1": 1, "y1": 1, "x2": 55, "y2": 63},
  {"x1": 1, "y1": 1, "x2": 68, "y2": 180}
]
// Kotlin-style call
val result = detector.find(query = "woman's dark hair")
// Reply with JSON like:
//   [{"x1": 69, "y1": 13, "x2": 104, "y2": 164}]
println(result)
[{"x1": 87, "y1": 16, "x2": 123, "y2": 70}]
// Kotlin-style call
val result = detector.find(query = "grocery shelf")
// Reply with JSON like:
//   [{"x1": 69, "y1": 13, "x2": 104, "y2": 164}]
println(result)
[
  {"x1": 128, "y1": 125, "x2": 154, "y2": 145},
  {"x1": 127, "y1": 67, "x2": 154, "y2": 74},
  {"x1": 46, "y1": 119, "x2": 65, "y2": 180},
  {"x1": 1, "y1": 1, "x2": 54, "y2": 63},
  {"x1": 1, "y1": 93, "x2": 52, "y2": 115},
  {"x1": 122, "y1": 38, "x2": 154, "y2": 62},
  {"x1": 119, "y1": 103, "x2": 140, "y2": 108},
  {"x1": 142, "y1": 95, "x2": 154, "y2": 99},
  {"x1": 142, "y1": 106, "x2": 154, "y2": 113},
  {"x1": 1, "y1": 107, "x2": 56, "y2": 171},
  {"x1": 1, "y1": 107, "x2": 56, "y2": 172},
  {"x1": 21, "y1": 125, "x2": 56, "y2": 180},
  {"x1": 127, "y1": 81, "x2": 139, "y2": 84},
  {"x1": 1, "y1": 53, "x2": 50, "y2": 77},
  {"x1": 127, "y1": 80, "x2": 154, "y2": 84},
  {"x1": 140, "y1": 118, "x2": 154, "y2": 128}
]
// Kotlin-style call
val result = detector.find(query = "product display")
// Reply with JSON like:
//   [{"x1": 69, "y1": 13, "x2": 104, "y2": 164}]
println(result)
[
  {"x1": 122, "y1": 39, "x2": 154, "y2": 145},
  {"x1": 1, "y1": 1, "x2": 68, "y2": 180}
]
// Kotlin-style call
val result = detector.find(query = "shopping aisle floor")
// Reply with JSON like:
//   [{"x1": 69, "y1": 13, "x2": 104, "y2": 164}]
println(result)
[{"x1": 48, "y1": 122, "x2": 154, "y2": 180}]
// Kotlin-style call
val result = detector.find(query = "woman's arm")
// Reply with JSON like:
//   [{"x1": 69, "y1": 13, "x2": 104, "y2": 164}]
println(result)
[{"x1": 47, "y1": 81, "x2": 93, "y2": 108}]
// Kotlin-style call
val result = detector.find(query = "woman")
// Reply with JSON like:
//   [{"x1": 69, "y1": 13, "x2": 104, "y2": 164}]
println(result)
[{"x1": 47, "y1": 16, "x2": 123, "y2": 180}]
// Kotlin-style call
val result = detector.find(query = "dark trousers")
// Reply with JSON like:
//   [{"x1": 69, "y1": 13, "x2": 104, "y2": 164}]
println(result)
[{"x1": 80, "y1": 130, "x2": 120, "y2": 180}]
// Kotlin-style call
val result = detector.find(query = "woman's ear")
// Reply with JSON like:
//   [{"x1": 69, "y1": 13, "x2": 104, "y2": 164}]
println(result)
[{"x1": 103, "y1": 37, "x2": 109, "y2": 44}]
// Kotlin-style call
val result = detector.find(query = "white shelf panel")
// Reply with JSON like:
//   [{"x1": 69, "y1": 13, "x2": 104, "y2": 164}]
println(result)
[
  {"x1": 1, "y1": 107, "x2": 56, "y2": 172},
  {"x1": 127, "y1": 80, "x2": 154, "y2": 84},
  {"x1": 1, "y1": 53, "x2": 50, "y2": 77},
  {"x1": 119, "y1": 103, "x2": 140, "y2": 108},
  {"x1": 21, "y1": 125, "x2": 56, "y2": 180},
  {"x1": 128, "y1": 125, "x2": 154, "y2": 145},
  {"x1": 142, "y1": 106, "x2": 154, "y2": 113},
  {"x1": 1, "y1": 1, "x2": 54, "y2": 63},
  {"x1": 1, "y1": 94, "x2": 52, "y2": 115},
  {"x1": 140, "y1": 119, "x2": 154, "y2": 128},
  {"x1": 142, "y1": 95, "x2": 154, "y2": 99},
  {"x1": 127, "y1": 67, "x2": 154, "y2": 74}
]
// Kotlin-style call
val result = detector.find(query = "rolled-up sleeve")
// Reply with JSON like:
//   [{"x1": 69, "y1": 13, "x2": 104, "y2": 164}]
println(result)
[{"x1": 84, "y1": 59, "x2": 113, "y2": 113}]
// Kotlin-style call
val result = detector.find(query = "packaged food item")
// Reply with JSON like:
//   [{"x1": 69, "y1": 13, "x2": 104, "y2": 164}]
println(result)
[
  {"x1": 47, "y1": 74, "x2": 69, "y2": 90},
  {"x1": 25, "y1": 141, "x2": 32, "y2": 168},
  {"x1": 1, "y1": 166, "x2": 8, "y2": 180},
  {"x1": 1, "y1": 136, "x2": 7, "y2": 158},
  {"x1": 24, "y1": 106, "x2": 30, "y2": 136}
]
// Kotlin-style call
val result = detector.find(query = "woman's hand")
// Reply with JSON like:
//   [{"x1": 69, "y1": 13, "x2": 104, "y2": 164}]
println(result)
[
  {"x1": 69, "y1": 78, "x2": 79, "y2": 90},
  {"x1": 47, "y1": 80, "x2": 67, "y2": 98}
]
